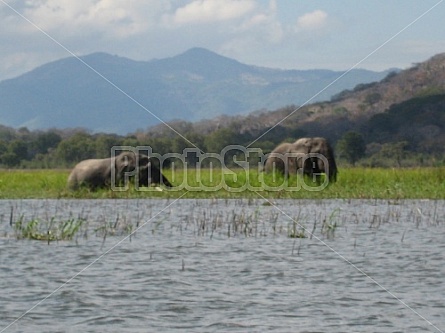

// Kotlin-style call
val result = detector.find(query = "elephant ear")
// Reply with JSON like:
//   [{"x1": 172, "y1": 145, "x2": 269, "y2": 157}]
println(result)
[
  {"x1": 119, "y1": 152, "x2": 137, "y2": 171},
  {"x1": 113, "y1": 153, "x2": 138, "y2": 185},
  {"x1": 307, "y1": 138, "x2": 321, "y2": 154}
]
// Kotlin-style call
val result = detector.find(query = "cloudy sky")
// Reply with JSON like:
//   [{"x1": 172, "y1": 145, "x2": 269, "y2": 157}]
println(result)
[{"x1": 1, "y1": 0, "x2": 445, "y2": 82}]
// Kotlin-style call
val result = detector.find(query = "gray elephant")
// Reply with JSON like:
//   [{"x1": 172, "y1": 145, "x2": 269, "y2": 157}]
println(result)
[
  {"x1": 67, "y1": 151, "x2": 172, "y2": 190},
  {"x1": 264, "y1": 142, "x2": 297, "y2": 176},
  {"x1": 264, "y1": 137, "x2": 337, "y2": 184},
  {"x1": 293, "y1": 137, "x2": 337, "y2": 183}
]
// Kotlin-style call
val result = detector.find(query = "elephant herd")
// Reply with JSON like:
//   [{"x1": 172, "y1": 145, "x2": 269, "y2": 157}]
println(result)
[{"x1": 67, "y1": 137, "x2": 337, "y2": 190}]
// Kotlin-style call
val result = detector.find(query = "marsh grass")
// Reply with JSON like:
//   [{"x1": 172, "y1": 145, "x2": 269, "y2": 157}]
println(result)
[
  {"x1": 183, "y1": 208, "x2": 265, "y2": 238},
  {"x1": 4, "y1": 196, "x2": 444, "y2": 244},
  {"x1": 288, "y1": 223, "x2": 307, "y2": 239},
  {"x1": 1, "y1": 167, "x2": 444, "y2": 199},
  {"x1": 320, "y1": 208, "x2": 341, "y2": 239},
  {"x1": 8, "y1": 213, "x2": 140, "y2": 243},
  {"x1": 12, "y1": 216, "x2": 86, "y2": 242}
]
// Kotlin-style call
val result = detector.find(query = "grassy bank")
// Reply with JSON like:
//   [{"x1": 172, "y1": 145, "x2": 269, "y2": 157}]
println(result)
[{"x1": 0, "y1": 167, "x2": 444, "y2": 199}]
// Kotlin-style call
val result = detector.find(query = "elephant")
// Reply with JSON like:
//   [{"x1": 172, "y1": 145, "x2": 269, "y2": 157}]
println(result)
[
  {"x1": 264, "y1": 137, "x2": 337, "y2": 184},
  {"x1": 263, "y1": 142, "x2": 296, "y2": 175},
  {"x1": 293, "y1": 137, "x2": 337, "y2": 183},
  {"x1": 67, "y1": 151, "x2": 172, "y2": 190}
]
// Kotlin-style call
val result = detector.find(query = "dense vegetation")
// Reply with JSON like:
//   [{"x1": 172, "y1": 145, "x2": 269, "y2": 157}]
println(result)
[{"x1": 0, "y1": 92, "x2": 444, "y2": 169}]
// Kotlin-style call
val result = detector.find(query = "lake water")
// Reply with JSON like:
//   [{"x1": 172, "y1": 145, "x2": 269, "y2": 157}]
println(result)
[{"x1": 0, "y1": 199, "x2": 444, "y2": 333}]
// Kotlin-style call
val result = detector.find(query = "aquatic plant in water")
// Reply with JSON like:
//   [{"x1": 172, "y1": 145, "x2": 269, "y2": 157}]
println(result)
[{"x1": 13, "y1": 216, "x2": 86, "y2": 242}]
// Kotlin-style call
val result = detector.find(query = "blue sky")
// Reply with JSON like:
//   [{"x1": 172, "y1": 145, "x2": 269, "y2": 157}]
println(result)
[{"x1": 1, "y1": 0, "x2": 444, "y2": 81}]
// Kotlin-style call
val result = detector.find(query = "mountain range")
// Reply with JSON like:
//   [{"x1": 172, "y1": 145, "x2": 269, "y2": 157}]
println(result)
[
  {"x1": 169, "y1": 51, "x2": 445, "y2": 155},
  {"x1": 0, "y1": 48, "x2": 393, "y2": 134}
]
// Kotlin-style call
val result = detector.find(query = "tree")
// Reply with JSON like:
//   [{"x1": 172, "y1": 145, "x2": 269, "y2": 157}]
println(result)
[
  {"x1": 1, "y1": 152, "x2": 20, "y2": 167},
  {"x1": 379, "y1": 141, "x2": 408, "y2": 167},
  {"x1": 0, "y1": 139, "x2": 28, "y2": 167},
  {"x1": 0, "y1": 140, "x2": 7, "y2": 156},
  {"x1": 365, "y1": 92, "x2": 382, "y2": 106},
  {"x1": 95, "y1": 134, "x2": 122, "y2": 158},
  {"x1": 55, "y1": 132, "x2": 96, "y2": 165},
  {"x1": 32, "y1": 131, "x2": 62, "y2": 155},
  {"x1": 336, "y1": 131, "x2": 366, "y2": 166},
  {"x1": 121, "y1": 136, "x2": 140, "y2": 148},
  {"x1": 204, "y1": 128, "x2": 239, "y2": 153}
]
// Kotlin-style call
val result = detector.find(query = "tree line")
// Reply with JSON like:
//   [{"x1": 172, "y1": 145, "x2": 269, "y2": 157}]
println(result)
[
  {"x1": 0, "y1": 123, "x2": 297, "y2": 168},
  {"x1": 1, "y1": 92, "x2": 445, "y2": 169}
]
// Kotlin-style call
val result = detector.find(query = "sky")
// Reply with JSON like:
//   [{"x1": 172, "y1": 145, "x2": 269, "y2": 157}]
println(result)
[{"x1": 1, "y1": 0, "x2": 445, "y2": 82}]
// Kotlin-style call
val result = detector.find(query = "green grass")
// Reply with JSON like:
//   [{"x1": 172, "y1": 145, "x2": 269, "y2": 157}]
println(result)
[{"x1": 0, "y1": 167, "x2": 445, "y2": 199}]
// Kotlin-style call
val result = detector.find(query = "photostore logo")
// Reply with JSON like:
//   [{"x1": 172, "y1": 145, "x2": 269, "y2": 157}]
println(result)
[{"x1": 110, "y1": 146, "x2": 330, "y2": 192}]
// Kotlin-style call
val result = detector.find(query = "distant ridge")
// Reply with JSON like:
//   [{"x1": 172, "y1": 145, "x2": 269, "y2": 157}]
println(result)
[
  {"x1": 150, "y1": 51, "x2": 445, "y2": 151},
  {"x1": 0, "y1": 48, "x2": 393, "y2": 134}
]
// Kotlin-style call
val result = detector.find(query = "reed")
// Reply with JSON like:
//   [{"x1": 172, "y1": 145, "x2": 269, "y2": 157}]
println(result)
[
  {"x1": 6, "y1": 203, "x2": 140, "y2": 242},
  {"x1": 12, "y1": 216, "x2": 86, "y2": 242},
  {"x1": 4, "y1": 198, "x2": 443, "y2": 244}
]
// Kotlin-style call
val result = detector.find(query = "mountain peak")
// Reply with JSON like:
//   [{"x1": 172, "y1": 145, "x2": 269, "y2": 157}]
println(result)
[
  {"x1": 167, "y1": 47, "x2": 244, "y2": 71},
  {"x1": 180, "y1": 47, "x2": 218, "y2": 57},
  {"x1": 176, "y1": 47, "x2": 231, "y2": 60},
  {"x1": 0, "y1": 48, "x2": 395, "y2": 134}
]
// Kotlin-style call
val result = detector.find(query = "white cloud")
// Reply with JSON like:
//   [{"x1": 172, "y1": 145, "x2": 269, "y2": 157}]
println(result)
[
  {"x1": 295, "y1": 10, "x2": 328, "y2": 31},
  {"x1": 217, "y1": 0, "x2": 283, "y2": 61},
  {"x1": 0, "y1": 0, "x2": 291, "y2": 80},
  {"x1": 167, "y1": 0, "x2": 256, "y2": 26},
  {"x1": 20, "y1": 0, "x2": 169, "y2": 38},
  {"x1": 234, "y1": 13, "x2": 283, "y2": 44},
  {"x1": 0, "y1": 0, "x2": 442, "y2": 83}
]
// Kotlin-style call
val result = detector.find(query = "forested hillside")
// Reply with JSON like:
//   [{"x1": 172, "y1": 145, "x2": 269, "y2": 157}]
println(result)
[{"x1": 0, "y1": 53, "x2": 444, "y2": 168}]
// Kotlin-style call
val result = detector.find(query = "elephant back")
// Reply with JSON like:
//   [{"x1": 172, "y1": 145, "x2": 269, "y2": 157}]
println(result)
[{"x1": 293, "y1": 138, "x2": 312, "y2": 152}]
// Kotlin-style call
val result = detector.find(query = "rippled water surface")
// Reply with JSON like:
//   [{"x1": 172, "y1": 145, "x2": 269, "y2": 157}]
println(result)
[{"x1": 0, "y1": 199, "x2": 444, "y2": 332}]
